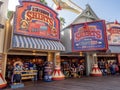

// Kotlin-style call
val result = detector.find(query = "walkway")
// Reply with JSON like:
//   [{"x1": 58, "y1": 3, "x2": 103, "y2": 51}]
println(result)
[{"x1": 4, "y1": 75, "x2": 120, "y2": 90}]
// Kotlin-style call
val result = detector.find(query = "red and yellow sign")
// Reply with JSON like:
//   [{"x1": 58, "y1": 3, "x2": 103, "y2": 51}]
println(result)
[
  {"x1": 107, "y1": 23, "x2": 120, "y2": 45},
  {"x1": 14, "y1": 1, "x2": 60, "y2": 40}
]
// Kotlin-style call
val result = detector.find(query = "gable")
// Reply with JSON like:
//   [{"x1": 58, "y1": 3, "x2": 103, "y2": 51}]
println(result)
[
  {"x1": 82, "y1": 5, "x2": 99, "y2": 19},
  {"x1": 72, "y1": 4, "x2": 100, "y2": 24}
]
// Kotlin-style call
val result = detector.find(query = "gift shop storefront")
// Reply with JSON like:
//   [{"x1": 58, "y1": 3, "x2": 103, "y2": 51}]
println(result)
[
  {"x1": 72, "y1": 20, "x2": 108, "y2": 76},
  {"x1": 3, "y1": 1, "x2": 65, "y2": 85},
  {"x1": 97, "y1": 22, "x2": 120, "y2": 69},
  {"x1": 61, "y1": 5, "x2": 108, "y2": 77}
]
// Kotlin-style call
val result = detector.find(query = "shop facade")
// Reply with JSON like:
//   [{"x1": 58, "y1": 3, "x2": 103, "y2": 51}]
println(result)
[
  {"x1": 0, "y1": 0, "x2": 9, "y2": 88},
  {"x1": 61, "y1": 4, "x2": 120, "y2": 77},
  {"x1": 61, "y1": 4, "x2": 102, "y2": 76},
  {"x1": 0, "y1": 1, "x2": 119, "y2": 87},
  {"x1": 3, "y1": 1, "x2": 65, "y2": 84},
  {"x1": 95, "y1": 22, "x2": 120, "y2": 75}
]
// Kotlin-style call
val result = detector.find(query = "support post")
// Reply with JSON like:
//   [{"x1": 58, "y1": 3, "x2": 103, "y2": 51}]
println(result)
[
  {"x1": 86, "y1": 52, "x2": 93, "y2": 76},
  {"x1": 90, "y1": 53, "x2": 102, "y2": 76},
  {"x1": 52, "y1": 52, "x2": 65, "y2": 80}
]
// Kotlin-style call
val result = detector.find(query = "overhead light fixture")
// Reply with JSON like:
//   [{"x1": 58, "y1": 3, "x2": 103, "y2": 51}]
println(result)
[
  {"x1": 0, "y1": 1, "x2": 3, "y2": 6},
  {"x1": 0, "y1": 24, "x2": 4, "y2": 29}
]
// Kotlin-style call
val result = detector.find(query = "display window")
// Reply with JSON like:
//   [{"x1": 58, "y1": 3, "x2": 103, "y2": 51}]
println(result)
[{"x1": 6, "y1": 55, "x2": 47, "y2": 84}]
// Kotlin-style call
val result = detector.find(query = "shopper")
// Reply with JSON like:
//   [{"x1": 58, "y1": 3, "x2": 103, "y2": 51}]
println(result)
[
  {"x1": 99, "y1": 60, "x2": 107, "y2": 76},
  {"x1": 71, "y1": 64, "x2": 77, "y2": 78},
  {"x1": 109, "y1": 62, "x2": 116, "y2": 75},
  {"x1": 105, "y1": 62, "x2": 110, "y2": 75},
  {"x1": 115, "y1": 63, "x2": 119, "y2": 74}
]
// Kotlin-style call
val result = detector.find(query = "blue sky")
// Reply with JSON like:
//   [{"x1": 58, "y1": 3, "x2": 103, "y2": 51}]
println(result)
[
  {"x1": 55, "y1": 0, "x2": 120, "y2": 26},
  {"x1": 8, "y1": 0, "x2": 120, "y2": 26}
]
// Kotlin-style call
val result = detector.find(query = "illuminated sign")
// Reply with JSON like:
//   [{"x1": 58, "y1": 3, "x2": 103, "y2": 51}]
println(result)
[
  {"x1": 107, "y1": 23, "x2": 120, "y2": 45},
  {"x1": 72, "y1": 20, "x2": 108, "y2": 52},
  {"x1": 14, "y1": 1, "x2": 60, "y2": 40}
]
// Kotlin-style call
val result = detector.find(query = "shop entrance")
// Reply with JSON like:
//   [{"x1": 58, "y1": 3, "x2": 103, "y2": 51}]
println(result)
[
  {"x1": 5, "y1": 55, "x2": 47, "y2": 84},
  {"x1": 97, "y1": 54, "x2": 119, "y2": 76},
  {"x1": 61, "y1": 56, "x2": 86, "y2": 78}
]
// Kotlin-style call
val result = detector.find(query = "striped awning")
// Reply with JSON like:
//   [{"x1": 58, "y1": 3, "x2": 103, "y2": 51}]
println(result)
[{"x1": 12, "y1": 35, "x2": 65, "y2": 51}]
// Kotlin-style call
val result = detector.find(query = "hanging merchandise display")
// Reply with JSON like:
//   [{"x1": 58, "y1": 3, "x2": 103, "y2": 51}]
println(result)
[
  {"x1": 44, "y1": 62, "x2": 53, "y2": 82},
  {"x1": 11, "y1": 61, "x2": 24, "y2": 89}
]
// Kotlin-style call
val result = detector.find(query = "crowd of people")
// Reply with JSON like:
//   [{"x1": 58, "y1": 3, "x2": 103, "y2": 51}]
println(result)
[
  {"x1": 98, "y1": 59, "x2": 120, "y2": 76},
  {"x1": 6, "y1": 56, "x2": 120, "y2": 84},
  {"x1": 61, "y1": 62, "x2": 85, "y2": 78}
]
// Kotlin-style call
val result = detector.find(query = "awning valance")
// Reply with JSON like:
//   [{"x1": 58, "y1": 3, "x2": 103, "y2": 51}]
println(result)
[
  {"x1": 109, "y1": 45, "x2": 120, "y2": 53},
  {"x1": 12, "y1": 35, "x2": 65, "y2": 51}
]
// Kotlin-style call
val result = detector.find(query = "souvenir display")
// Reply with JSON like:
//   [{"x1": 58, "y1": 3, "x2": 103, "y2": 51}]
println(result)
[
  {"x1": 44, "y1": 62, "x2": 53, "y2": 82},
  {"x1": 11, "y1": 61, "x2": 24, "y2": 89}
]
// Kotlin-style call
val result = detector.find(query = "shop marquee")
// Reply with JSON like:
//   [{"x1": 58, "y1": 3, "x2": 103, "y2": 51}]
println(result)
[
  {"x1": 107, "y1": 23, "x2": 120, "y2": 45},
  {"x1": 72, "y1": 20, "x2": 108, "y2": 52},
  {"x1": 13, "y1": 1, "x2": 60, "y2": 40}
]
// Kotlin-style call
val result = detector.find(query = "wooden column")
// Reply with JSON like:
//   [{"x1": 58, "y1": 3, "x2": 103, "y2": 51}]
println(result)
[
  {"x1": 55, "y1": 52, "x2": 61, "y2": 66},
  {"x1": 48, "y1": 52, "x2": 54, "y2": 62}
]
